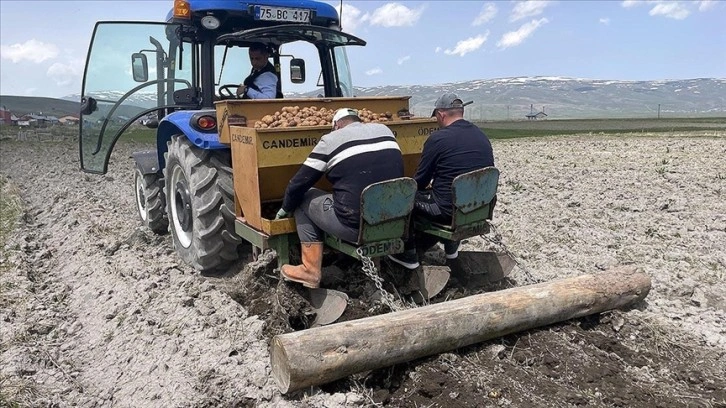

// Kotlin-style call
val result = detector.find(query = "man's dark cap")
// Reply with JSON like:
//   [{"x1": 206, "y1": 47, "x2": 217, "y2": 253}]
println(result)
[{"x1": 431, "y1": 92, "x2": 473, "y2": 116}]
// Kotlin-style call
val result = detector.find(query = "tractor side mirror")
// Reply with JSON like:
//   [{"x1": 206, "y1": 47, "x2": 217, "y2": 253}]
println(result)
[
  {"x1": 131, "y1": 53, "x2": 149, "y2": 82},
  {"x1": 80, "y1": 96, "x2": 97, "y2": 115},
  {"x1": 290, "y1": 58, "x2": 305, "y2": 83}
]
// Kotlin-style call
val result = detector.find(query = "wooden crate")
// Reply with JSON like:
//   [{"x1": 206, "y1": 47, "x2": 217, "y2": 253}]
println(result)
[
  {"x1": 215, "y1": 96, "x2": 422, "y2": 143},
  {"x1": 218, "y1": 97, "x2": 437, "y2": 236}
]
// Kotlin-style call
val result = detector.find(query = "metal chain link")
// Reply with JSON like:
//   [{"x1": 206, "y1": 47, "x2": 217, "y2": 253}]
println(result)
[
  {"x1": 356, "y1": 248, "x2": 405, "y2": 312},
  {"x1": 480, "y1": 221, "x2": 541, "y2": 284}
]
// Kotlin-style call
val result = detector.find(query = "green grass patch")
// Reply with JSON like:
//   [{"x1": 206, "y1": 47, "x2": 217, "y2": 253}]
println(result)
[
  {"x1": 121, "y1": 127, "x2": 157, "y2": 143},
  {"x1": 0, "y1": 177, "x2": 25, "y2": 408},
  {"x1": 0, "y1": 392, "x2": 23, "y2": 408},
  {"x1": 481, "y1": 126, "x2": 720, "y2": 139},
  {"x1": 482, "y1": 128, "x2": 574, "y2": 139},
  {"x1": 0, "y1": 175, "x2": 22, "y2": 247},
  {"x1": 475, "y1": 117, "x2": 726, "y2": 139},
  {"x1": 1, "y1": 124, "x2": 156, "y2": 144}
]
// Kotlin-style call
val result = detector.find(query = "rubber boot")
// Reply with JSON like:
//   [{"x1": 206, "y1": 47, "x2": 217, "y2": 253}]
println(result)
[{"x1": 280, "y1": 242, "x2": 323, "y2": 288}]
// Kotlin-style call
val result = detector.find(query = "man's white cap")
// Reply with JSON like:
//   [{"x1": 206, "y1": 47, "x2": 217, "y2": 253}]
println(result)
[{"x1": 332, "y1": 108, "x2": 359, "y2": 128}]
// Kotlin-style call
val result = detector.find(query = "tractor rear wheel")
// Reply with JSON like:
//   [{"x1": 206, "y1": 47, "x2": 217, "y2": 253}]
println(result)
[
  {"x1": 134, "y1": 168, "x2": 168, "y2": 234},
  {"x1": 164, "y1": 135, "x2": 241, "y2": 272}
]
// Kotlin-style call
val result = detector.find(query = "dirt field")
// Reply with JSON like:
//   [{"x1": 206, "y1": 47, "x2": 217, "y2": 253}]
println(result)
[{"x1": 1, "y1": 131, "x2": 724, "y2": 407}]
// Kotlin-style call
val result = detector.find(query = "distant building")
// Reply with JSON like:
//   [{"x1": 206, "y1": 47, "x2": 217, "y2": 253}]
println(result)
[
  {"x1": 0, "y1": 106, "x2": 14, "y2": 125},
  {"x1": 20, "y1": 114, "x2": 51, "y2": 127},
  {"x1": 59, "y1": 115, "x2": 80, "y2": 125},
  {"x1": 525, "y1": 104, "x2": 548, "y2": 120}
]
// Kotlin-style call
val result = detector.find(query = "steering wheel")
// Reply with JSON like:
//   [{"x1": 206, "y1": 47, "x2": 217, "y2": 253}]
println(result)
[{"x1": 218, "y1": 84, "x2": 241, "y2": 99}]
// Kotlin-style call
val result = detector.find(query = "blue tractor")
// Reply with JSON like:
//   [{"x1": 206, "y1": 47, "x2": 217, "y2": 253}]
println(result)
[{"x1": 79, "y1": 0, "x2": 366, "y2": 272}]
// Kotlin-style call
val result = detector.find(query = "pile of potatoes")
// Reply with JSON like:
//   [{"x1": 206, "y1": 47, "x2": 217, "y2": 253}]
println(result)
[{"x1": 254, "y1": 106, "x2": 395, "y2": 129}]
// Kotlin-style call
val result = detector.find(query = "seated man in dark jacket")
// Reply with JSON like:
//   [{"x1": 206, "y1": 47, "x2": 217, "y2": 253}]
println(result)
[
  {"x1": 275, "y1": 108, "x2": 404, "y2": 288},
  {"x1": 389, "y1": 93, "x2": 495, "y2": 270},
  {"x1": 236, "y1": 43, "x2": 283, "y2": 99}
]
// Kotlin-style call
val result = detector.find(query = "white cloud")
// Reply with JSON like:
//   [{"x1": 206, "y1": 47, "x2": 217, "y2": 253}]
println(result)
[
  {"x1": 698, "y1": 0, "x2": 716, "y2": 11},
  {"x1": 622, "y1": 1, "x2": 697, "y2": 18},
  {"x1": 599, "y1": 17, "x2": 610, "y2": 25},
  {"x1": 510, "y1": 1, "x2": 552, "y2": 22},
  {"x1": 367, "y1": 3, "x2": 424, "y2": 27},
  {"x1": 0, "y1": 39, "x2": 59, "y2": 63},
  {"x1": 397, "y1": 55, "x2": 411, "y2": 65},
  {"x1": 434, "y1": 46, "x2": 442, "y2": 53},
  {"x1": 649, "y1": 2, "x2": 690, "y2": 19},
  {"x1": 473, "y1": 3, "x2": 498, "y2": 26},
  {"x1": 497, "y1": 18, "x2": 549, "y2": 49},
  {"x1": 336, "y1": 3, "x2": 365, "y2": 33},
  {"x1": 366, "y1": 67, "x2": 383, "y2": 76},
  {"x1": 621, "y1": 0, "x2": 642, "y2": 8},
  {"x1": 444, "y1": 33, "x2": 489, "y2": 57},
  {"x1": 47, "y1": 58, "x2": 85, "y2": 87}
]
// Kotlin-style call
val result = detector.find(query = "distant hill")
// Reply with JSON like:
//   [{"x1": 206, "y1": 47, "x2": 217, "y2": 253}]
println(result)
[
  {"x1": 0, "y1": 94, "x2": 145, "y2": 122},
  {"x1": 0, "y1": 95, "x2": 80, "y2": 117},
  {"x1": 288, "y1": 77, "x2": 726, "y2": 120},
  {"x1": 351, "y1": 77, "x2": 726, "y2": 120},
  {"x1": 4, "y1": 77, "x2": 725, "y2": 120}
]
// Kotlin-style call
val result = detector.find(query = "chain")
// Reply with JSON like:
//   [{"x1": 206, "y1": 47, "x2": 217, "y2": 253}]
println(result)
[
  {"x1": 356, "y1": 248, "x2": 405, "y2": 312},
  {"x1": 481, "y1": 221, "x2": 541, "y2": 284}
]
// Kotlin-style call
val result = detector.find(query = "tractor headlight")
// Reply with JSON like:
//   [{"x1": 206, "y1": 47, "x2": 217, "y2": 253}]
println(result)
[{"x1": 201, "y1": 15, "x2": 220, "y2": 30}]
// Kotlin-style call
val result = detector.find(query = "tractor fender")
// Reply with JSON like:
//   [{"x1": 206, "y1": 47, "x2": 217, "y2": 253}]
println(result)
[
  {"x1": 131, "y1": 150, "x2": 161, "y2": 175},
  {"x1": 157, "y1": 110, "x2": 226, "y2": 150},
  {"x1": 155, "y1": 110, "x2": 229, "y2": 171}
]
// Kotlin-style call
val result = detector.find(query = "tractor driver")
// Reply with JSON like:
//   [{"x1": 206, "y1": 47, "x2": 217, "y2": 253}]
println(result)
[
  {"x1": 274, "y1": 108, "x2": 405, "y2": 288},
  {"x1": 236, "y1": 43, "x2": 283, "y2": 99},
  {"x1": 388, "y1": 93, "x2": 495, "y2": 270}
]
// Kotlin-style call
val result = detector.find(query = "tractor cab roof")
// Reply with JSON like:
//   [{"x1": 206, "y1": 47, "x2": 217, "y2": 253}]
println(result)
[
  {"x1": 216, "y1": 24, "x2": 366, "y2": 48},
  {"x1": 167, "y1": 0, "x2": 340, "y2": 33}
]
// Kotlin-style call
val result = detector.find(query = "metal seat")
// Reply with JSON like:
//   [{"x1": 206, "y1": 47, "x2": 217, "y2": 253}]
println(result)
[
  {"x1": 414, "y1": 167, "x2": 499, "y2": 241},
  {"x1": 324, "y1": 177, "x2": 417, "y2": 260}
]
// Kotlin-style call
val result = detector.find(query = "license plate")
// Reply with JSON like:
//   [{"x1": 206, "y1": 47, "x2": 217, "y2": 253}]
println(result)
[{"x1": 254, "y1": 5, "x2": 312, "y2": 23}]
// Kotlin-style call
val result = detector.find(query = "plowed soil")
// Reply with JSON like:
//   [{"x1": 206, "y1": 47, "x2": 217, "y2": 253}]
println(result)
[{"x1": 1, "y1": 131, "x2": 724, "y2": 407}]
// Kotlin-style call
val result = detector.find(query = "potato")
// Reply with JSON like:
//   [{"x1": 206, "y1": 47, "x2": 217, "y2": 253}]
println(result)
[{"x1": 252, "y1": 105, "x2": 413, "y2": 129}]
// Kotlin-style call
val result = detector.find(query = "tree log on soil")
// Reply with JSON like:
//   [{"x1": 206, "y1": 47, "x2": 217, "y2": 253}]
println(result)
[{"x1": 271, "y1": 266, "x2": 651, "y2": 393}]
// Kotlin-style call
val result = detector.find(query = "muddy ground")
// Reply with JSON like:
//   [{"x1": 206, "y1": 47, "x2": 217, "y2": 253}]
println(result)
[{"x1": 1, "y1": 131, "x2": 724, "y2": 407}]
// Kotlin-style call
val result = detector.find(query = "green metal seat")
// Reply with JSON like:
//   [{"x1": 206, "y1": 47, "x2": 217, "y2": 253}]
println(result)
[
  {"x1": 414, "y1": 167, "x2": 499, "y2": 242},
  {"x1": 324, "y1": 177, "x2": 417, "y2": 260}
]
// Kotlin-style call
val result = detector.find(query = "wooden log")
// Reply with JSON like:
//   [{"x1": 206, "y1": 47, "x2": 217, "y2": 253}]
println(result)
[{"x1": 270, "y1": 266, "x2": 650, "y2": 393}]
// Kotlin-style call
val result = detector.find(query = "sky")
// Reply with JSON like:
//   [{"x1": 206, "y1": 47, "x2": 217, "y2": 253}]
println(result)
[{"x1": 1, "y1": 0, "x2": 725, "y2": 99}]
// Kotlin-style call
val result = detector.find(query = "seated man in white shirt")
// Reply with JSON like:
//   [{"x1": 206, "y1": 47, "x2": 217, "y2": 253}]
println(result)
[{"x1": 236, "y1": 43, "x2": 282, "y2": 99}]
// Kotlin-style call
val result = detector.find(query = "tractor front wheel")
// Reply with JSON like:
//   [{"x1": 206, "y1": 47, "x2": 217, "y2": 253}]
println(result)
[
  {"x1": 134, "y1": 168, "x2": 168, "y2": 234},
  {"x1": 163, "y1": 135, "x2": 241, "y2": 272}
]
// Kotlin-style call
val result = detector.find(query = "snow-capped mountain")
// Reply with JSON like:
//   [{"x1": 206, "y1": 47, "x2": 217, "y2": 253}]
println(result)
[
  {"x1": 62, "y1": 91, "x2": 159, "y2": 109},
  {"x1": 349, "y1": 77, "x2": 726, "y2": 119},
  {"x1": 61, "y1": 77, "x2": 725, "y2": 120}
]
